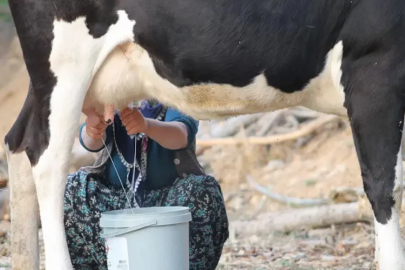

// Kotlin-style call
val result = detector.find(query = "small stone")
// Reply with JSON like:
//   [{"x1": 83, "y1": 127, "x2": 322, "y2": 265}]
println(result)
[
  {"x1": 325, "y1": 235, "x2": 335, "y2": 244},
  {"x1": 321, "y1": 255, "x2": 335, "y2": 261},
  {"x1": 300, "y1": 239, "x2": 327, "y2": 246},
  {"x1": 292, "y1": 252, "x2": 306, "y2": 261},
  {"x1": 341, "y1": 239, "x2": 358, "y2": 246},
  {"x1": 264, "y1": 160, "x2": 285, "y2": 172},
  {"x1": 308, "y1": 228, "x2": 331, "y2": 238},
  {"x1": 248, "y1": 235, "x2": 260, "y2": 244}
]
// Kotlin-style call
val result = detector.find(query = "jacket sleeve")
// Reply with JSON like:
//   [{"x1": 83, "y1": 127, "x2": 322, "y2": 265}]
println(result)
[{"x1": 165, "y1": 107, "x2": 199, "y2": 149}]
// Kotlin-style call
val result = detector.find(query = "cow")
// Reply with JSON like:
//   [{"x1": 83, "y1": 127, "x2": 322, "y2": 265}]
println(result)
[{"x1": 4, "y1": 0, "x2": 405, "y2": 269}]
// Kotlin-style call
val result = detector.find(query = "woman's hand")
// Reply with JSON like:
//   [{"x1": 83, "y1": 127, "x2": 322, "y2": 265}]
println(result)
[
  {"x1": 82, "y1": 108, "x2": 108, "y2": 140},
  {"x1": 120, "y1": 108, "x2": 148, "y2": 135},
  {"x1": 120, "y1": 106, "x2": 188, "y2": 150}
]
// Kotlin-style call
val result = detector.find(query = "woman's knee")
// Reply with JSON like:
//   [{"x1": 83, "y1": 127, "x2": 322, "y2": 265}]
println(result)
[{"x1": 178, "y1": 176, "x2": 227, "y2": 225}]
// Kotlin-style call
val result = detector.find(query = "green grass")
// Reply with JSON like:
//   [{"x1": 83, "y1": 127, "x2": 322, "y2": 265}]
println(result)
[
  {"x1": 305, "y1": 178, "x2": 318, "y2": 187},
  {"x1": 0, "y1": 13, "x2": 11, "y2": 22},
  {"x1": 0, "y1": 0, "x2": 11, "y2": 22}
]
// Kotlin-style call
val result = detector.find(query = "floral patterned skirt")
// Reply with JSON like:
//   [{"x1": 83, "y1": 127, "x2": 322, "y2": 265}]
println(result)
[{"x1": 64, "y1": 171, "x2": 229, "y2": 270}]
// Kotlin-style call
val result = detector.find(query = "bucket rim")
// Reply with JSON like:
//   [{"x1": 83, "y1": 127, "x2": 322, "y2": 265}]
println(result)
[
  {"x1": 100, "y1": 206, "x2": 192, "y2": 229},
  {"x1": 101, "y1": 206, "x2": 190, "y2": 218}
]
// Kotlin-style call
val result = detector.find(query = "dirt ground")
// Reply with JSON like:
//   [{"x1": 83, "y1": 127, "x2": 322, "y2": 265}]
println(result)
[
  {"x1": 0, "y1": 24, "x2": 399, "y2": 270},
  {"x1": 203, "y1": 121, "x2": 384, "y2": 269}
]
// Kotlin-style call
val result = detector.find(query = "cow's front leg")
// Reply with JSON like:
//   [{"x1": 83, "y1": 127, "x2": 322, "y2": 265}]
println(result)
[
  {"x1": 32, "y1": 76, "x2": 92, "y2": 269},
  {"x1": 28, "y1": 13, "x2": 120, "y2": 268},
  {"x1": 30, "y1": 58, "x2": 102, "y2": 268}
]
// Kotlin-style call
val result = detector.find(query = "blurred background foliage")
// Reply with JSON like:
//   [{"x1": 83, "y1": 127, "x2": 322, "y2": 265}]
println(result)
[{"x1": 0, "y1": 0, "x2": 11, "y2": 22}]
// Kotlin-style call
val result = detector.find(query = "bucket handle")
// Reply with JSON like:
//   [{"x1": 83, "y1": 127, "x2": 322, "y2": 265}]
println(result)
[{"x1": 100, "y1": 219, "x2": 157, "y2": 238}]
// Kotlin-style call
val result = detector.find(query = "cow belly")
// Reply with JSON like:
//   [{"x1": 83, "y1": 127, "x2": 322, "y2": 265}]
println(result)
[
  {"x1": 83, "y1": 40, "x2": 348, "y2": 120},
  {"x1": 174, "y1": 41, "x2": 348, "y2": 119}
]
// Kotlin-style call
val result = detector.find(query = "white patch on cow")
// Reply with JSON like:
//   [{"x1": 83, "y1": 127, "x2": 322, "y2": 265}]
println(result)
[
  {"x1": 92, "y1": 10, "x2": 136, "y2": 76},
  {"x1": 393, "y1": 145, "x2": 404, "y2": 219},
  {"x1": 4, "y1": 144, "x2": 40, "y2": 269},
  {"x1": 32, "y1": 10, "x2": 136, "y2": 270},
  {"x1": 374, "y1": 146, "x2": 405, "y2": 270},
  {"x1": 302, "y1": 41, "x2": 346, "y2": 116},
  {"x1": 84, "y1": 41, "x2": 348, "y2": 120},
  {"x1": 374, "y1": 211, "x2": 405, "y2": 270}
]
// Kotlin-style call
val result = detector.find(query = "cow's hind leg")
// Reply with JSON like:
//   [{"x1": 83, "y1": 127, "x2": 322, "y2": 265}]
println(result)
[
  {"x1": 4, "y1": 145, "x2": 39, "y2": 270},
  {"x1": 4, "y1": 83, "x2": 46, "y2": 269},
  {"x1": 345, "y1": 69, "x2": 405, "y2": 269}
]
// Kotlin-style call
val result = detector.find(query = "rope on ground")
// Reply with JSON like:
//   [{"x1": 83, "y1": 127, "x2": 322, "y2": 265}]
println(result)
[{"x1": 246, "y1": 175, "x2": 331, "y2": 207}]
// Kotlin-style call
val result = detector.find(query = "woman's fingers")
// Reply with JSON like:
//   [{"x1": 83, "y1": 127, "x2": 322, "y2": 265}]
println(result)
[
  {"x1": 121, "y1": 110, "x2": 142, "y2": 125},
  {"x1": 82, "y1": 106, "x2": 110, "y2": 140},
  {"x1": 86, "y1": 125, "x2": 105, "y2": 139},
  {"x1": 95, "y1": 119, "x2": 108, "y2": 130},
  {"x1": 121, "y1": 114, "x2": 137, "y2": 127},
  {"x1": 120, "y1": 107, "x2": 147, "y2": 135},
  {"x1": 120, "y1": 113, "x2": 141, "y2": 135},
  {"x1": 127, "y1": 127, "x2": 140, "y2": 135},
  {"x1": 121, "y1": 116, "x2": 138, "y2": 133},
  {"x1": 121, "y1": 108, "x2": 142, "y2": 121},
  {"x1": 82, "y1": 107, "x2": 96, "y2": 117},
  {"x1": 86, "y1": 125, "x2": 100, "y2": 135},
  {"x1": 120, "y1": 108, "x2": 132, "y2": 117},
  {"x1": 125, "y1": 121, "x2": 138, "y2": 132},
  {"x1": 86, "y1": 112, "x2": 102, "y2": 127},
  {"x1": 91, "y1": 133, "x2": 103, "y2": 140}
]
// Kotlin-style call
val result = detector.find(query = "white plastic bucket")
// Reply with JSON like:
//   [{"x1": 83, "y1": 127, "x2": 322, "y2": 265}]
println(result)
[{"x1": 100, "y1": 206, "x2": 192, "y2": 270}]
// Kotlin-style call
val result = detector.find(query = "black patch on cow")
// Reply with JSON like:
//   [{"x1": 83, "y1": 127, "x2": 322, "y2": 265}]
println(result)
[
  {"x1": 5, "y1": 0, "x2": 56, "y2": 165},
  {"x1": 52, "y1": 0, "x2": 119, "y2": 38},
  {"x1": 339, "y1": 0, "x2": 405, "y2": 224},
  {"x1": 5, "y1": 0, "x2": 120, "y2": 165},
  {"x1": 5, "y1": 83, "x2": 52, "y2": 165},
  {"x1": 120, "y1": 0, "x2": 354, "y2": 90}
]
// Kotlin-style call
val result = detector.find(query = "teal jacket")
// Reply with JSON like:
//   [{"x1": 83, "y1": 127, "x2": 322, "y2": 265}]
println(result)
[{"x1": 79, "y1": 105, "x2": 199, "y2": 190}]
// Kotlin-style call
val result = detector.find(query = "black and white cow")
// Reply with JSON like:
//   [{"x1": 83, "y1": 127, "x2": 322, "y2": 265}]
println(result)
[{"x1": 4, "y1": 0, "x2": 405, "y2": 269}]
